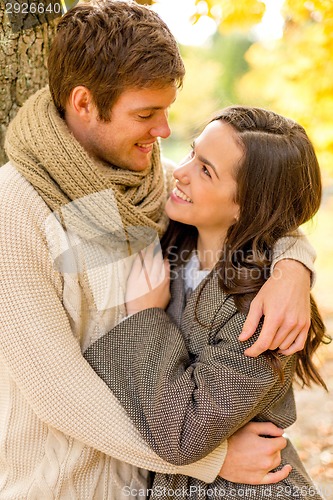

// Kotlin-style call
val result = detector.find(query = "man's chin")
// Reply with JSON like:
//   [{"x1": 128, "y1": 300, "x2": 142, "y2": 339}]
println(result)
[{"x1": 130, "y1": 157, "x2": 153, "y2": 172}]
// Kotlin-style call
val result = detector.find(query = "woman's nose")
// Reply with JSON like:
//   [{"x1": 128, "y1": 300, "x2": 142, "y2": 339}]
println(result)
[{"x1": 173, "y1": 162, "x2": 191, "y2": 185}]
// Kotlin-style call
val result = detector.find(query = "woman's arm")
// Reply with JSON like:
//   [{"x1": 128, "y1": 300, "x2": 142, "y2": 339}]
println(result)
[{"x1": 84, "y1": 301, "x2": 295, "y2": 466}]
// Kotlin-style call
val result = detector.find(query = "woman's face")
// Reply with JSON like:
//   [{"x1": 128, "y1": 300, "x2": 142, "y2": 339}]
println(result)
[{"x1": 165, "y1": 120, "x2": 243, "y2": 241}]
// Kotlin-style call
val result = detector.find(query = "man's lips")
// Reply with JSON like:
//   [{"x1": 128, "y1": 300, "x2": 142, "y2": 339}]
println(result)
[{"x1": 135, "y1": 142, "x2": 155, "y2": 153}]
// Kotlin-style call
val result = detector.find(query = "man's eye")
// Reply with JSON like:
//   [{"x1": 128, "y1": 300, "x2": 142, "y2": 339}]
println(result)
[{"x1": 138, "y1": 114, "x2": 152, "y2": 120}]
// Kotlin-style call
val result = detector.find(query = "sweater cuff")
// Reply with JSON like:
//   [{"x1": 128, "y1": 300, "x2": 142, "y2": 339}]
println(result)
[
  {"x1": 271, "y1": 232, "x2": 316, "y2": 288},
  {"x1": 173, "y1": 440, "x2": 227, "y2": 483}
]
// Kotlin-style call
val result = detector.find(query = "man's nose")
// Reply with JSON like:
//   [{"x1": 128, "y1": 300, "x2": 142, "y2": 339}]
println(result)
[{"x1": 150, "y1": 115, "x2": 171, "y2": 139}]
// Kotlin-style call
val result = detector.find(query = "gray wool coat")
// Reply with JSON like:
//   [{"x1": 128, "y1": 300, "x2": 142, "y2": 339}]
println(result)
[{"x1": 84, "y1": 268, "x2": 323, "y2": 500}]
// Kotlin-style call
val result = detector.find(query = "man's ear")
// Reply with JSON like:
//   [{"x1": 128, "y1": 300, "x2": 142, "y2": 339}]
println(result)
[{"x1": 68, "y1": 86, "x2": 95, "y2": 121}]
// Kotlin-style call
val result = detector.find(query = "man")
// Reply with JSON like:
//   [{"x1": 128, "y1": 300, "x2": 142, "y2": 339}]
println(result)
[{"x1": 0, "y1": 1, "x2": 314, "y2": 498}]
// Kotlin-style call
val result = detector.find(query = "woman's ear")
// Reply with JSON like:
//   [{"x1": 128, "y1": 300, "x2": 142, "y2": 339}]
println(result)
[{"x1": 234, "y1": 206, "x2": 240, "y2": 222}]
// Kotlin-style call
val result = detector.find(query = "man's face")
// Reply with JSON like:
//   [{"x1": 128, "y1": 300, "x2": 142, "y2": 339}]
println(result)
[{"x1": 83, "y1": 85, "x2": 177, "y2": 171}]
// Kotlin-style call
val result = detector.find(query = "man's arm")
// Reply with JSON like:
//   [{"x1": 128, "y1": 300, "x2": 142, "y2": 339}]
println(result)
[
  {"x1": 0, "y1": 171, "x2": 226, "y2": 483},
  {"x1": 239, "y1": 233, "x2": 314, "y2": 357}
]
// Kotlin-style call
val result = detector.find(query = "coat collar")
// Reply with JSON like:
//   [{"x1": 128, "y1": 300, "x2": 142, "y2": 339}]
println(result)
[{"x1": 167, "y1": 265, "x2": 236, "y2": 354}]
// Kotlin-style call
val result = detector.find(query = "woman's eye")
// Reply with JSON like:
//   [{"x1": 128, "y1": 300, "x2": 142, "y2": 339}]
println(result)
[{"x1": 202, "y1": 165, "x2": 211, "y2": 177}]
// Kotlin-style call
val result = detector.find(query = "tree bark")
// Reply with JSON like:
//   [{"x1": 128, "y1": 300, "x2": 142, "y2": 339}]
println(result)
[{"x1": 0, "y1": 3, "x2": 58, "y2": 165}]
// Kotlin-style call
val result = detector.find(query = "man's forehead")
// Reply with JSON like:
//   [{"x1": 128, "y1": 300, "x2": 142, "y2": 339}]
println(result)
[
  {"x1": 133, "y1": 100, "x2": 176, "y2": 112},
  {"x1": 116, "y1": 85, "x2": 177, "y2": 110}
]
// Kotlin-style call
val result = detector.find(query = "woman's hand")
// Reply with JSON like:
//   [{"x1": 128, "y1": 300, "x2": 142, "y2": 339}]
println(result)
[
  {"x1": 219, "y1": 422, "x2": 292, "y2": 484},
  {"x1": 125, "y1": 243, "x2": 171, "y2": 316}
]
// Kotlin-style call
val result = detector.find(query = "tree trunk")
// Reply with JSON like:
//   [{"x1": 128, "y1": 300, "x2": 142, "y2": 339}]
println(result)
[{"x1": 0, "y1": 3, "x2": 58, "y2": 165}]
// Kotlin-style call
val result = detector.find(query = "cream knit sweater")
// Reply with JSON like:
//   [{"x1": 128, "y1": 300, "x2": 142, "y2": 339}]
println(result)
[{"x1": 0, "y1": 163, "x2": 228, "y2": 499}]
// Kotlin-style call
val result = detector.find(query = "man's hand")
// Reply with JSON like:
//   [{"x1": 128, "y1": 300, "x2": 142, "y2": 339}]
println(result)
[
  {"x1": 125, "y1": 243, "x2": 170, "y2": 315},
  {"x1": 219, "y1": 422, "x2": 292, "y2": 485},
  {"x1": 239, "y1": 260, "x2": 311, "y2": 357}
]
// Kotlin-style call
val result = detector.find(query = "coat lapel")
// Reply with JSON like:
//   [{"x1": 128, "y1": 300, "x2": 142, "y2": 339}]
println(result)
[{"x1": 168, "y1": 268, "x2": 235, "y2": 356}]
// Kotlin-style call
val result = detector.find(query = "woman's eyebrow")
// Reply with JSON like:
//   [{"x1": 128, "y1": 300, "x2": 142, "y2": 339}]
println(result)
[{"x1": 193, "y1": 139, "x2": 219, "y2": 179}]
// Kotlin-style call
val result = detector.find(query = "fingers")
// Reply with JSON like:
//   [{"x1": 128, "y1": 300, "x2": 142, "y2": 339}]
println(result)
[
  {"x1": 243, "y1": 319, "x2": 279, "y2": 357},
  {"x1": 267, "y1": 436, "x2": 288, "y2": 453},
  {"x1": 261, "y1": 465, "x2": 292, "y2": 485},
  {"x1": 238, "y1": 298, "x2": 263, "y2": 342},
  {"x1": 278, "y1": 327, "x2": 307, "y2": 352},
  {"x1": 126, "y1": 243, "x2": 164, "y2": 302},
  {"x1": 138, "y1": 242, "x2": 165, "y2": 290},
  {"x1": 278, "y1": 328, "x2": 308, "y2": 355},
  {"x1": 126, "y1": 252, "x2": 150, "y2": 302},
  {"x1": 139, "y1": 251, "x2": 153, "y2": 291},
  {"x1": 268, "y1": 315, "x2": 309, "y2": 351},
  {"x1": 163, "y1": 258, "x2": 170, "y2": 283},
  {"x1": 248, "y1": 421, "x2": 284, "y2": 438},
  {"x1": 243, "y1": 313, "x2": 309, "y2": 357}
]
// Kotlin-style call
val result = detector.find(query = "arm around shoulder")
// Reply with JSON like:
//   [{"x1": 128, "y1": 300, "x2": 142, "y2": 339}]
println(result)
[{"x1": 271, "y1": 229, "x2": 316, "y2": 285}]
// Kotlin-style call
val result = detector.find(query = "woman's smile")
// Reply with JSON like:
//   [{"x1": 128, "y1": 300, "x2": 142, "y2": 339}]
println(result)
[{"x1": 171, "y1": 185, "x2": 193, "y2": 203}]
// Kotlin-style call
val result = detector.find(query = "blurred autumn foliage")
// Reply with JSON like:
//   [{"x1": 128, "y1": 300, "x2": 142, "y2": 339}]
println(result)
[
  {"x1": 238, "y1": 0, "x2": 333, "y2": 176},
  {"x1": 161, "y1": 0, "x2": 333, "y2": 179},
  {"x1": 192, "y1": 0, "x2": 266, "y2": 32}
]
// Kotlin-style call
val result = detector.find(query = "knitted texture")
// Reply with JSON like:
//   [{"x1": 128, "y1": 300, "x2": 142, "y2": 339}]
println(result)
[
  {"x1": 0, "y1": 163, "x2": 228, "y2": 499},
  {"x1": 5, "y1": 86, "x2": 168, "y2": 242}
]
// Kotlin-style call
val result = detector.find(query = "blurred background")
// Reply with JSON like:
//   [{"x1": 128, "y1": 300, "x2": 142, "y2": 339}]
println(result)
[{"x1": 1, "y1": 0, "x2": 332, "y2": 493}]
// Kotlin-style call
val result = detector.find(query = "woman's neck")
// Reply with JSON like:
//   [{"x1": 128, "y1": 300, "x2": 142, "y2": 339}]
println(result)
[{"x1": 196, "y1": 232, "x2": 225, "y2": 271}]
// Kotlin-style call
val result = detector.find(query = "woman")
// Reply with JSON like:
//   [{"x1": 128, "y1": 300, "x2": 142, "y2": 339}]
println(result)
[{"x1": 85, "y1": 106, "x2": 329, "y2": 498}]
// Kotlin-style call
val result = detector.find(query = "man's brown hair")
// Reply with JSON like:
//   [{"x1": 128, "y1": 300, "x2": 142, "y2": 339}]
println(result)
[{"x1": 48, "y1": 0, "x2": 185, "y2": 120}]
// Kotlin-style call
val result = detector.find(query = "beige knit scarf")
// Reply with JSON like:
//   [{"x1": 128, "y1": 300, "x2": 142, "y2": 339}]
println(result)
[{"x1": 5, "y1": 87, "x2": 168, "y2": 250}]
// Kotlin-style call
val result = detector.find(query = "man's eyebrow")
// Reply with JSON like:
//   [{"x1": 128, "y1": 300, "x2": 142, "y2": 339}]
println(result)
[
  {"x1": 134, "y1": 106, "x2": 163, "y2": 112},
  {"x1": 134, "y1": 97, "x2": 177, "y2": 112},
  {"x1": 193, "y1": 139, "x2": 219, "y2": 179}
]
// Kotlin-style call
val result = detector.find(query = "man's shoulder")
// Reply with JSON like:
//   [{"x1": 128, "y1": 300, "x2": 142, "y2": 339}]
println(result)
[
  {"x1": 0, "y1": 162, "x2": 50, "y2": 221},
  {"x1": 0, "y1": 161, "x2": 18, "y2": 179},
  {"x1": 0, "y1": 161, "x2": 26, "y2": 188}
]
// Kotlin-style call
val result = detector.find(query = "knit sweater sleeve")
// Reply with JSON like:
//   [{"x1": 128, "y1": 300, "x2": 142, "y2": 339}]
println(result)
[
  {"x1": 0, "y1": 165, "x2": 225, "y2": 483},
  {"x1": 270, "y1": 231, "x2": 316, "y2": 285}
]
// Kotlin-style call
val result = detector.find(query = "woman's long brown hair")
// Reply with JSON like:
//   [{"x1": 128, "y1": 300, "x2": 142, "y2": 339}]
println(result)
[{"x1": 162, "y1": 106, "x2": 330, "y2": 389}]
